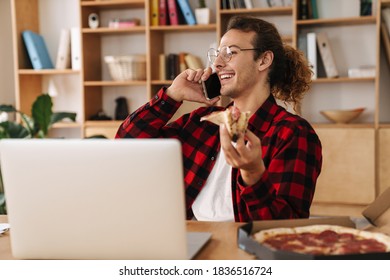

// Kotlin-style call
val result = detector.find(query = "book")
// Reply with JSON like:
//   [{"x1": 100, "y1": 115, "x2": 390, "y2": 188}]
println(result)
[
  {"x1": 55, "y1": 28, "x2": 71, "y2": 69},
  {"x1": 22, "y1": 30, "x2": 54, "y2": 69},
  {"x1": 234, "y1": 0, "x2": 245, "y2": 8},
  {"x1": 184, "y1": 53, "x2": 203, "y2": 70},
  {"x1": 70, "y1": 27, "x2": 81, "y2": 70},
  {"x1": 167, "y1": 0, "x2": 180, "y2": 25},
  {"x1": 310, "y1": 0, "x2": 318, "y2": 19},
  {"x1": 178, "y1": 52, "x2": 188, "y2": 72},
  {"x1": 159, "y1": 54, "x2": 167, "y2": 80},
  {"x1": 297, "y1": 31, "x2": 308, "y2": 59},
  {"x1": 167, "y1": 53, "x2": 179, "y2": 80},
  {"x1": 221, "y1": 0, "x2": 229, "y2": 9},
  {"x1": 380, "y1": 23, "x2": 390, "y2": 68},
  {"x1": 299, "y1": 0, "x2": 308, "y2": 20},
  {"x1": 306, "y1": 32, "x2": 317, "y2": 79},
  {"x1": 383, "y1": 8, "x2": 390, "y2": 37},
  {"x1": 159, "y1": 0, "x2": 168, "y2": 25},
  {"x1": 244, "y1": 0, "x2": 254, "y2": 8},
  {"x1": 151, "y1": 0, "x2": 159, "y2": 26},
  {"x1": 176, "y1": 0, "x2": 196, "y2": 25},
  {"x1": 316, "y1": 32, "x2": 338, "y2": 78}
]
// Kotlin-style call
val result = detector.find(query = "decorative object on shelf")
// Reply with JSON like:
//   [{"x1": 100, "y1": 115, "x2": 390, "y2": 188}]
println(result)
[
  {"x1": 104, "y1": 55, "x2": 146, "y2": 81},
  {"x1": 108, "y1": 18, "x2": 140, "y2": 28},
  {"x1": 348, "y1": 65, "x2": 376, "y2": 78},
  {"x1": 195, "y1": 0, "x2": 210, "y2": 25},
  {"x1": 22, "y1": 30, "x2": 54, "y2": 70},
  {"x1": 89, "y1": 110, "x2": 112, "y2": 121},
  {"x1": 115, "y1": 97, "x2": 129, "y2": 120},
  {"x1": 88, "y1": 13, "x2": 99, "y2": 29},
  {"x1": 320, "y1": 108, "x2": 366, "y2": 124}
]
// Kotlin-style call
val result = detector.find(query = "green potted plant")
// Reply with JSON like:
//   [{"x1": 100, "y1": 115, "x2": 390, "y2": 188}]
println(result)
[
  {"x1": 0, "y1": 93, "x2": 77, "y2": 214},
  {"x1": 195, "y1": 0, "x2": 210, "y2": 25}
]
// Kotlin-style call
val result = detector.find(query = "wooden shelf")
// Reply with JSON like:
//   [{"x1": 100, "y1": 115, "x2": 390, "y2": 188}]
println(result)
[
  {"x1": 220, "y1": 6, "x2": 293, "y2": 15},
  {"x1": 52, "y1": 122, "x2": 83, "y2": 129},
  {"x1": 18, "y1": 69, "x2": 80, "y2": 75},
  {"x1": 379, "y1": 123, "x2": 390, "y2": 129},
  {"x1": 80, "y1": 0, "x2": 145, "y2": 9},
  {"x1": 84, "y1": 120, "x2": 123, "y2": 127},
  {"x1": 84, "y1": 80, "x2": 147, "y2": 86},
  {"x1": 312, "y1": 77, "x2": 376, "y2": 83},
  {"x1": 82, "y1": 26, "x2": 146, "y2": 34},
  {"x1": 297, "y1": 16, "x2": 376, "y2": 27},
  {"x1": 150, "y1": 24, "x2": 217, "y2": 32}
]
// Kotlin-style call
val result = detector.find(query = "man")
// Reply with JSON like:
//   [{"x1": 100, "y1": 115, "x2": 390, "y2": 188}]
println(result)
[{"x1": 116, "y1": 15, "x2": 322, "y2": 222}]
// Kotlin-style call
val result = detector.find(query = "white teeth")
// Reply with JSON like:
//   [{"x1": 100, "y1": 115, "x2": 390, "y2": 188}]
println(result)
[{"x1": 220, "y1": 74, "x2": 234, "y2": 80}]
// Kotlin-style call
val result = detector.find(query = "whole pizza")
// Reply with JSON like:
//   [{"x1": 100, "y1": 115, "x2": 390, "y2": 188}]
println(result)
[{"x1": 253, "y1": 225, "x2": 390, "y2": 256}]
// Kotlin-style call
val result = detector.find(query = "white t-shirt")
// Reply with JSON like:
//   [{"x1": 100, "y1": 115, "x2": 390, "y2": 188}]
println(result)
[{"x1": 192, "y1": 148, "x2": 235, "y2": 221}]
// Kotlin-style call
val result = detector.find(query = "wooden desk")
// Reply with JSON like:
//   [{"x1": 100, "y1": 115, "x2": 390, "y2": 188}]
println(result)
[{"x1": 0, "y1": 215, "x2": 254, "y2": 260}]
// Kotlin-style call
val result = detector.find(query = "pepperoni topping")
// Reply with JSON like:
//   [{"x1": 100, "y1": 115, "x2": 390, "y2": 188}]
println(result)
[{"x1": 262, "y1": 231, "x2": 388, "y2": 256}]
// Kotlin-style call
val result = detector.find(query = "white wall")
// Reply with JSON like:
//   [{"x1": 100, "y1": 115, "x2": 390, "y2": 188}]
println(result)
[{"x1": 0, "y1": 0, "x2": 15, "y2": 106}]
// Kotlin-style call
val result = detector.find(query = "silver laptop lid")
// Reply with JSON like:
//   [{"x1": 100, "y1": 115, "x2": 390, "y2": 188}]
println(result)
[{"x1": 0, "y1": 139, "x2": 187, "y2": 259}]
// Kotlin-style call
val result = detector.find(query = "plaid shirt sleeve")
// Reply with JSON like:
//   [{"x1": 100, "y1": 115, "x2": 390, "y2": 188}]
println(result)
[{"x1": 234, "y1": 119, "x2": 322, "y2": 221}]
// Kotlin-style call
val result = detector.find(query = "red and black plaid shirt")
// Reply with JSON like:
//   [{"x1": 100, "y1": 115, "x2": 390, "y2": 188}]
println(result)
[{"x1": 116, "y1": 88, "x2": 322, "y2": 222}]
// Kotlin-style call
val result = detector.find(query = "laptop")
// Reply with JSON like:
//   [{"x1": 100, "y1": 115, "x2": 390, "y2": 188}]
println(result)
[{"x1": 0, "y1": 139, "x2": 211, "y2": 260}]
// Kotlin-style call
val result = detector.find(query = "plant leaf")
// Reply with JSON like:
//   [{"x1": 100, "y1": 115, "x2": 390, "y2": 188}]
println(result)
[
  {"x1": 0, "y1": 121, "x2": 30, "y2": 138},
  {"x1": 50, "y1": 112, "x2": 77, "y2": 125},
  {"x1": 0, "y1": 105, "x2": 17, "y2": 113},
  {"x1": 32, "y1": 94, "x2": 53, "y2": 137}
]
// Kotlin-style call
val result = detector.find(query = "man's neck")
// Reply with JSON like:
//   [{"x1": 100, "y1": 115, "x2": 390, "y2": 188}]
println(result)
[{"x1": 232, "y1": 83, "x2": 270, "y2": 116}]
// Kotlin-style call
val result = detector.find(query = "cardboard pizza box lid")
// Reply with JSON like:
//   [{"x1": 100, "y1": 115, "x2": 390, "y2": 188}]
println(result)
[{"x1": 362, "y1": 186, "x2": 390, "y2": 235}]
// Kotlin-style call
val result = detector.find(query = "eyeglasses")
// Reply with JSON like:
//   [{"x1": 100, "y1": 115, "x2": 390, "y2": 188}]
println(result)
[{"x1": 207, "y1": 46, "x2": 262, "y2": 64}]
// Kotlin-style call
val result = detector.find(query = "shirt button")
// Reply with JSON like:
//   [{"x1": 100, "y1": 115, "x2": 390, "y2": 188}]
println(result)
[
  {"x1": 154, "y1": 95, "x2": 159, "y2": 100},
  {"x1": 211, "y1": 156, "x2": 215, "y2": 161},
  {"x1": 161, "y1": 101, "x2": 165, "y2": 105}
]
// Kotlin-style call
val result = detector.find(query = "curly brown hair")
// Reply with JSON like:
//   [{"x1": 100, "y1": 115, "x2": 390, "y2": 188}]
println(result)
[{"x1": 226, "y1": 15, "x2": 312, "y2": 108}]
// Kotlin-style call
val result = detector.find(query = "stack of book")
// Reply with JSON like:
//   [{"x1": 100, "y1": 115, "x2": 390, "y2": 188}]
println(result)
[
  {"x1": 22, "y1": 28, "x2": 81, "y2": 70},
  {"x1": 151, "y1": 0, "x2": 197, "y2": 26},
  {"x1": 298, "y1": 0, "x2": 318, "y2": 20},
  {"x1": 299, "y1": 31, "x2": 338, "y2": 79},
  {"x1": 221, "y1": 0, "x2": 254, "y2": 9},
  {"x1": 159, "y1": 52, "x2": 203, "y2": 80}
]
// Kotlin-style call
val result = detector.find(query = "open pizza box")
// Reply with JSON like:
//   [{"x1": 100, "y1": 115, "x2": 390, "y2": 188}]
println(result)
[{"x1": 237, "y1": 187, "x2": 390, "y2": 259}]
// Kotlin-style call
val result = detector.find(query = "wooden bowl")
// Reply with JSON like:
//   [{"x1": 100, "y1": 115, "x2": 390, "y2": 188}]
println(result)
[{"x1": 320, "y1": 108, "x2": 365, "y2": 124}]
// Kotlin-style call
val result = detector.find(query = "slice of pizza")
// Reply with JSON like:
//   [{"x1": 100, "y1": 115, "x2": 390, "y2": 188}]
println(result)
[{"x1": 200, "y1": 106, "x2": 250, "y2": 142}]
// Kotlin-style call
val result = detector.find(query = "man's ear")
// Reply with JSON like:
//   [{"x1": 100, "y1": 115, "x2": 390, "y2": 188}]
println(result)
[{"x1": 258, "y1": 51, "x2": 273, "y2": 71}]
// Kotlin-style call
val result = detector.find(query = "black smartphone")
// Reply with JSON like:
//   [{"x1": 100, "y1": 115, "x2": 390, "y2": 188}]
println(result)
[{"x1": 202, "y1": 72, "x2": 221, "y2": 100}]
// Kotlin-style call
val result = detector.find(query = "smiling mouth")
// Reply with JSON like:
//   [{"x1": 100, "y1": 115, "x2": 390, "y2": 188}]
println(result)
[{"x1": 220, "y1": 74, "x2": 234, "y2": 80}]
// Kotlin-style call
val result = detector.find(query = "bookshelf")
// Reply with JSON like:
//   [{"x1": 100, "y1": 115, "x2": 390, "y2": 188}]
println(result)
[
  {"x1": 9, "y1": 0, "x2": 390, "y2": 216},
  {"x1": 10, "y1": 0, "x2": 82, "y2": 138}
]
